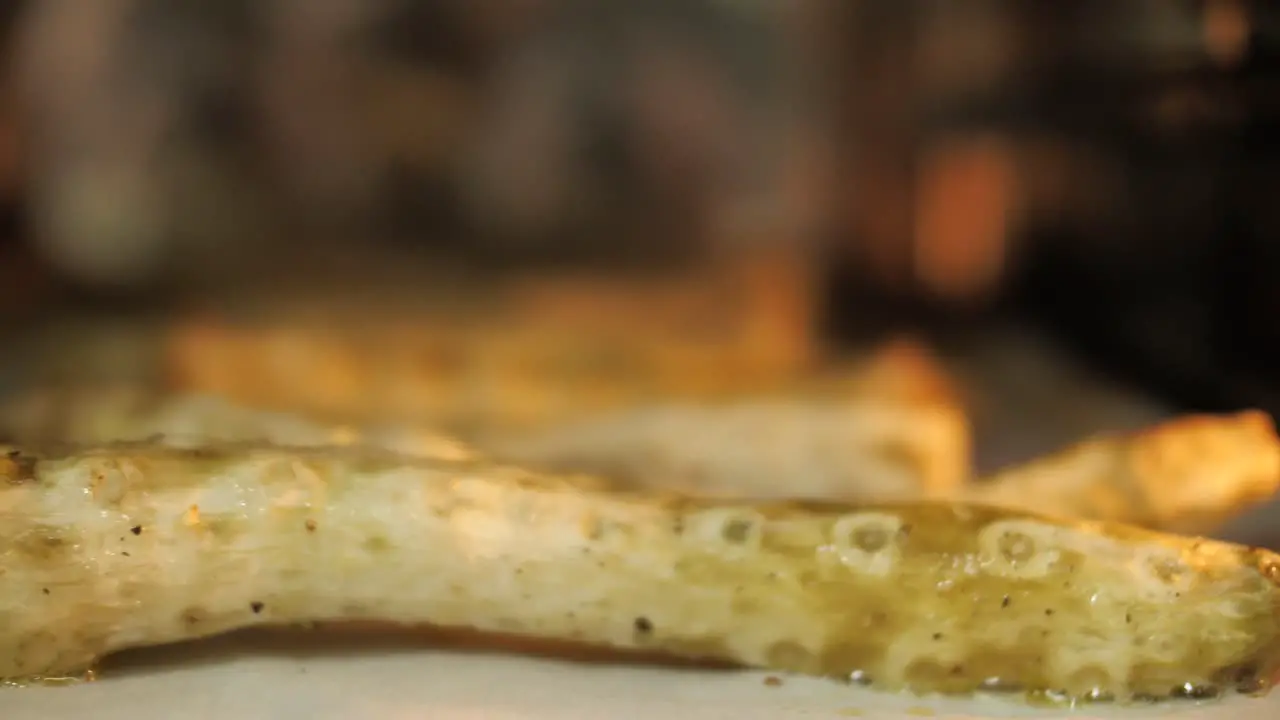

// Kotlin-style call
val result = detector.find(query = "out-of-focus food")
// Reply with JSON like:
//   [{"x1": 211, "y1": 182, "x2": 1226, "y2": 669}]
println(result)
[
  {"x1": 3, "y1": 381, "x2": 1277, "y2": 536},
  {"x1": 477, "y1": 337, "x2": 968, "y2": 500},
  {"x1": 2, "y1": 441, "x2": 1279, "y2": 704},
  {"x1": 966, "y1": 412, "x2": 1280, "y2": 536},
  {"x1": 162, "y1": 256, "x2": 818, "y2": 429},
  {"x1": 484, "y1": 399, "x2": 961, "y2": 501},
  {"x1": 0, "y1": 338, "x2": 969, "y2": 502}
]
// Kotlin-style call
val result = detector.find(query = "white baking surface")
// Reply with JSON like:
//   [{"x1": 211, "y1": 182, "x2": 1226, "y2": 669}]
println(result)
[{"x1": 3, "y1": 630, "x2": 1278, "y2": 720}]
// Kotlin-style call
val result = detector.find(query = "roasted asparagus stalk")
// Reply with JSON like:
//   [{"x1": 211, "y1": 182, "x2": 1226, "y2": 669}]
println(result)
[
  {"x1": 0, "y1": 384, "x2": 967, "y2": 501},
  {"x1": 1, "y1": 442, "x2": 1279, "y2": 703},
  {"x1": 4, "y1": 388, "x2": 1275, "y2": 534},
  {"x1": 965, "y1": 411, "x2": 1280, "y2": 536}
]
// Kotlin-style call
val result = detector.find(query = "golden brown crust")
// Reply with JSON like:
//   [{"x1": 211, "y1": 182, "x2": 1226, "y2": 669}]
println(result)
[
  {"x1": 969, "y1": 411, "x2": 1280, "y2": 535},
  {"x1": 161, "y1": 258, "x2": 818, "y2": 429},
  {"x1": 834, "y1": 335, "x2": 965, "y2": 410}
]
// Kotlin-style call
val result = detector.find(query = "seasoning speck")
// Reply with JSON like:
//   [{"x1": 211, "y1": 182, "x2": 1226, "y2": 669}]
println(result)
[
  {"x1": 633, "y1": 616, "x2": 654, "y2": 635},
  {"x1": 250, "y1": 601, "x2": 265, "y2": 614},
  {"x1": 763, "y1": 675, "x2": 783, "y2": 687},
  {"x1": 130, "y1": 526, "x2": 142, "y2": 536},
  {"x1": 304, "y1": 519, "x2": 318, "y2": 533}
]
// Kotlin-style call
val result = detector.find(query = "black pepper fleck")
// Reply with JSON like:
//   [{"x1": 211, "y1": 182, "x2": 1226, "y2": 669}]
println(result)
[
  {"x1": 251, "y1": 601, "x2": 265, "y2": 614},
  {"x1": 41, "y1": 588, "x2": 49, "y2": 595},
  {"x1": 1044, "y1": 609, "x2": 1054, "y2": 616},
  {"x1": 932, "y1": 632, "x2": 943, "y2": 640},
  {"x1": 1125, "y1": 613, "x2": 1133, "y2": 624},
  {"x1": 1001, "y1": 595, "x2": 1010, "y2": 608},
  {"x1": 634, "y1": 616, "x2": 654, "y2": 635},
  {"x1": 130, "y1": 526, "x2": 143, "y2": 535},
  {"x1": 305, "y1": 519, "x2": 317, "y2": 533},
  {"x1": 122, "y1": 551, "x2": 131, "y2": 557}
]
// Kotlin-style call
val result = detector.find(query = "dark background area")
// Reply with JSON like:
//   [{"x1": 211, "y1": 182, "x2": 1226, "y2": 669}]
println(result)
[{"x1": 0, "y1": 0, "x2": 1278, "y2": 435}]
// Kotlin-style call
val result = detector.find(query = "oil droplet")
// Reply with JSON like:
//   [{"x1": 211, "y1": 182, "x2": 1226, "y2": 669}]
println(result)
[
  {"x1": 1, "y1": 666, "x2": 98, "y2": 687},
  {"x1": 980, "y1": 676, "x2": 1020, "y2": 693},
  {"x1": 1025, "y1": 688, "x2": 1073, "y2": 708}
]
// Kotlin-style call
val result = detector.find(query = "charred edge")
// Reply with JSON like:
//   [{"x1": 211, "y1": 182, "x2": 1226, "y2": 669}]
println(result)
[
  {"x1": 3, "y1": 450, "x2": 38, "y2": 485},
  {"x1": 1212, "y1": 662, "x2": 1269, "y2": 695},
  {"x1": 179, "y1": 446, "x2": 237, "y2": 461}
]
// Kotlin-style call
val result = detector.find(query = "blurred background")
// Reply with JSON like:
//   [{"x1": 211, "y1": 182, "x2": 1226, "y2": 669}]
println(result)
[{"x1": 0, "y1": 1, "x2": 1278, "y2": 536}]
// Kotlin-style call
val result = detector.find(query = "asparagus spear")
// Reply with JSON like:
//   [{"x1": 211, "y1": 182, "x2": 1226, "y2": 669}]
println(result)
[
  {"x1": 4, "y1": 389, "x2": 1275, "y2": 535},
  {"x1": 2, "y1": 442, "x2": 1278, "y2": 702}
]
